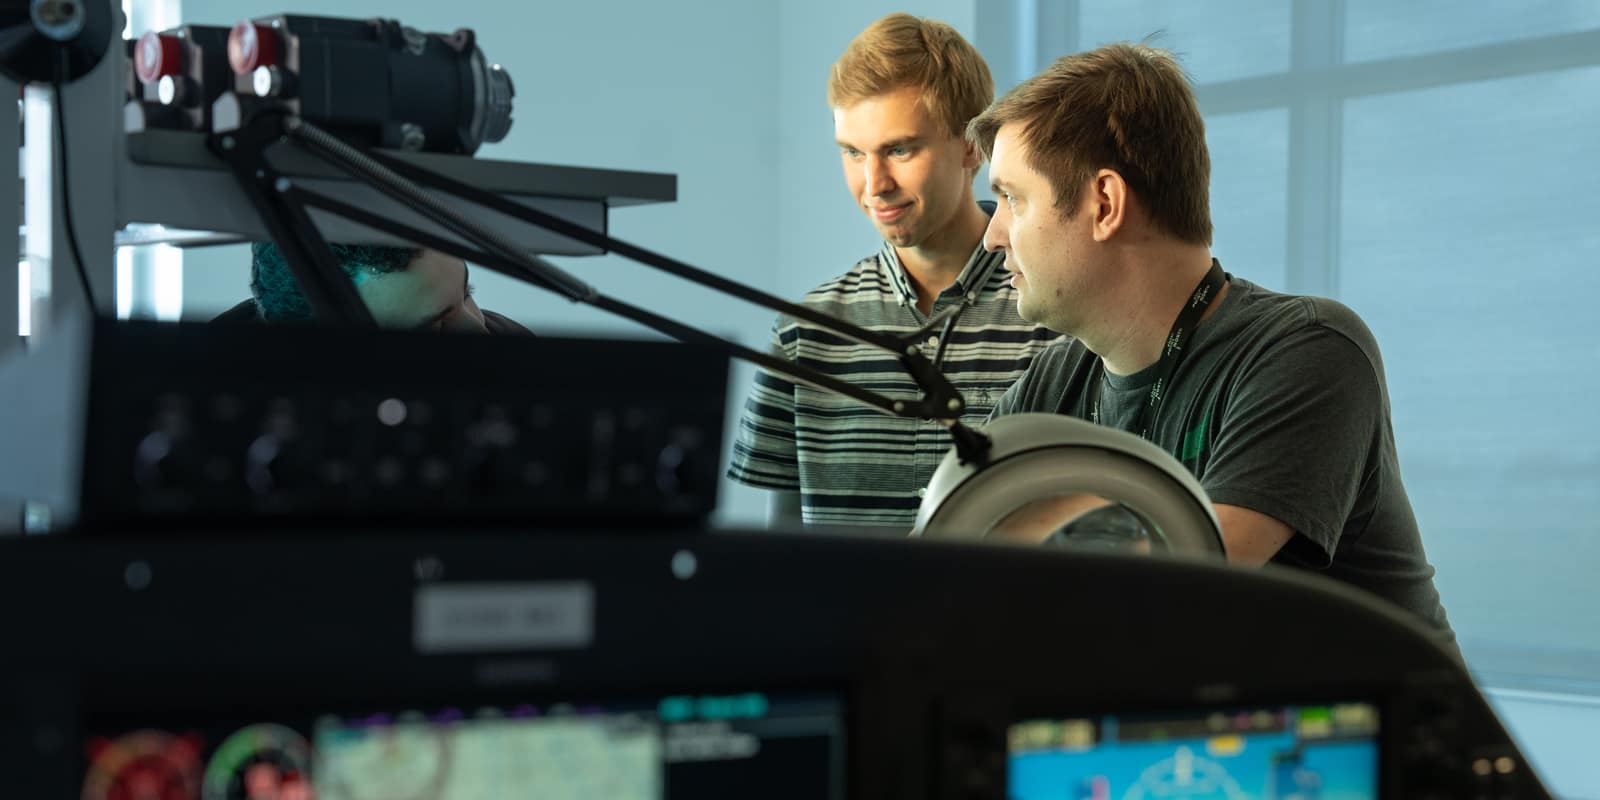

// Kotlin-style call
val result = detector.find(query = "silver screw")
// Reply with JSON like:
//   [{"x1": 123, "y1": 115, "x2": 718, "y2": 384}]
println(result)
[
  {"x1": 124, "y1": 560, "x2": 153, "y2": 591},
  {"x1": 399, "y1": 123, "x2": 426, "y2": 152},
  {"x1": 671, "y1": 550, "x2": 697, "y2": 580},
  {"x1": 274, "y1": 177, "x2": 291, "y2": 193},
  {"x1": 947, "y1": 398, "x2": 962, "y2": 412}
]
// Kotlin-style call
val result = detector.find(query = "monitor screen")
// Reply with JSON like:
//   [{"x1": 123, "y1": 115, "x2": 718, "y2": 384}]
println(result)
[
  {"x1": 1007, "y1": 702, "x2": 1379, "y2": 800},
  {"x1": 82, "y1": 691, "x2": 844, "y2": 800}
]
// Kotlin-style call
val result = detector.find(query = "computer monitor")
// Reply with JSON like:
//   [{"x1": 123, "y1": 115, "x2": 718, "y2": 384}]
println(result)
[
  {"x1": 81, "y1": 690, "x2": 845, "y2": 800},
  {"x1": 1007, "y1": 702, "x2": 1380, "y2": 800}
]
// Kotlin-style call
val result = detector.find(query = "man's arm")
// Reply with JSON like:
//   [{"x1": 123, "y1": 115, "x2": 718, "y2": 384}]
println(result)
[
  {"x1": 726, "y1": 323, "x2": 806, "y2": 505},
  {"x1": 1199, "y1": 324, "x2": 1387, "y2": 567},
  {"x1": 770, "y1": 491, "x2": 804, "y2": 527},
  {"x1": 986, "y1": 495, "x2": 1291, "y2": 564},
  {"x1": 989, "y1": 494, "x2": 1112, "y2": 543},
  {"x1": 1212, "y1": 503, "x2": 1294, "y2": 565}
]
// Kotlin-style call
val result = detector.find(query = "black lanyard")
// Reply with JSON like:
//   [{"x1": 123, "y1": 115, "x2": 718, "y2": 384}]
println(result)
[{"x1": 1090, "y1": 259, "x2": 1227, "y2": 441}]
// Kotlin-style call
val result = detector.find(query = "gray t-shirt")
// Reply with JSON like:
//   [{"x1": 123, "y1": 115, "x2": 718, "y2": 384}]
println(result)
[{"x1": 992, "y1": 276, "x2": 1454, "y2": 641}]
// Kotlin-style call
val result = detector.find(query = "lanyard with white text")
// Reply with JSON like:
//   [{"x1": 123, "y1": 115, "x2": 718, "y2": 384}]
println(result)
[{"x1": 1090, "y1": 258, "x2": 1227, "y2": 441}]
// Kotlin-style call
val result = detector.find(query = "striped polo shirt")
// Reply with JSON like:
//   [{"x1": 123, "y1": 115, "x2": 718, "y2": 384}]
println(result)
[{"x1": 727, "y1": 242, "x2": 1063, "y2": 528}]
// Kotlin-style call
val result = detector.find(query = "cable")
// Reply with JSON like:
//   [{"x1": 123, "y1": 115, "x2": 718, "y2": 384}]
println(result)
[{"x1": 52, "y1": 48, "x2": 99, "y2": 315}]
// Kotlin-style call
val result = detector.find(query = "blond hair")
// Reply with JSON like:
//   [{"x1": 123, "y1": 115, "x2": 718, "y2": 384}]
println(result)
[
  {"x1": 967, "y1": 42, "x2": 1212, "y2": 245},
  {"x1": 828, "y1": 13, "x2": 994, "y2": 139}
]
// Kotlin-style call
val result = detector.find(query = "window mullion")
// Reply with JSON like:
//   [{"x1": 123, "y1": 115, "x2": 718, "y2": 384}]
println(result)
[{"x1": 1286, "y1": 0, "x2": 1345, "y2": 297}]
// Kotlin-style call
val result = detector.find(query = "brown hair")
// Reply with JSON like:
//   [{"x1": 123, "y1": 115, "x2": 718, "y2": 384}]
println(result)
[
  {"x1": 828, "y1": 13, "x2": 994, "y2": 139},
  {"x1": 967, "y1": 42, "x2": 1212, "y2": 245}
]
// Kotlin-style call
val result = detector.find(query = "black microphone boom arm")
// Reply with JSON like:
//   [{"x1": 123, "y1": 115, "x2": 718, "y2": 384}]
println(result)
[{"x1": 208, "y1": 108, "x2": 994, "y2": 462}]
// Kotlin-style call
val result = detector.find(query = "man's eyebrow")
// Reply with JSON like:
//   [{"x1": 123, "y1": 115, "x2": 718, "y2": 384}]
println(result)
[{"x1": 835, "y1": 136, "x2": 922, "y2": 151}]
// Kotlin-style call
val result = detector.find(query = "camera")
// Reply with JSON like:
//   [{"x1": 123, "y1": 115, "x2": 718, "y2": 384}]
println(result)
[{"x1": 128, "y1": 14, "x2": 515, "y2": 155}]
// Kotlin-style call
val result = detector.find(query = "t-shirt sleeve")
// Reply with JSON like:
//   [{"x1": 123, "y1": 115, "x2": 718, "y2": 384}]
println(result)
[
  {"x1": 1199, "y1": 326, "x2": 1383, "y2": 564},
  {"x1": 726, "y1": 321, "x2": 803, "y2": 490},
  {"x1": 987, "y1": 368, "x2": 1030, "y2": 421},
  {"x1": 986, "y1": 339, "x2": 1075, "y2": 422}
]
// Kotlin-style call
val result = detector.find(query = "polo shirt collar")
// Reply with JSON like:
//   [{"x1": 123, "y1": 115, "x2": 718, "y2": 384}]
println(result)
[{"x1": 879, "y1": 243, "x2": 1004, "y2": 307}]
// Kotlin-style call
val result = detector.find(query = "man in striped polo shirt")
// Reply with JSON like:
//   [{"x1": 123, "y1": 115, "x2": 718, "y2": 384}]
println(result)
[{"x1": 727, "y1": 13, "x2": 1061, "y2": 529}]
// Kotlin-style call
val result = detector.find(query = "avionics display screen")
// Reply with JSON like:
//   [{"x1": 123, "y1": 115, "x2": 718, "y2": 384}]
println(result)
[
  {"x1": 82, "y1": 691, "x2": 843, "y2": 800},
  {"x1": 1007, "y1": 702, "x2": 1379, "y2": 800}
]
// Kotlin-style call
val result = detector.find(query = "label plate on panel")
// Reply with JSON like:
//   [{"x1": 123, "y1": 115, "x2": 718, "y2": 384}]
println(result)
[{"x1": 414, "y1": 582, "x2": 594, "y2": 653}]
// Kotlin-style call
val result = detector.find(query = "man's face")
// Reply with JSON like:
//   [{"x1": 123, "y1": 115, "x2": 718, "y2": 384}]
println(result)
[
  {"x1": 834, "y1": 85, "x2": 978, "y2": 248},
  {"x1": 983, "y1": 124, "x2": 1095, "y2": 333},
  {"x1": 355, "y1": 249, "x2": 489, "y2": 333}
]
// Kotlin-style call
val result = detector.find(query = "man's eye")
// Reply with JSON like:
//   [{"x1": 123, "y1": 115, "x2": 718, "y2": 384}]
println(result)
[{"x1": 889, "y1": 146, "x2": 910, "y2": 157}]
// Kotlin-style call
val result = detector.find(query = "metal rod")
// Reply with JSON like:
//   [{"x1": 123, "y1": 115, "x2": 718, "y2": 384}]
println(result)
[{"x1": 214, "y1": 111, "x2": 982, "y2": 434}]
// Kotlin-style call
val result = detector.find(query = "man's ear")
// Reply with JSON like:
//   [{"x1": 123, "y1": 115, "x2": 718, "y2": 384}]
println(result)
[
  {"x1": 962, "y1": 137, "x2": 983, "y2": 172},
  {"x1": 1090, "y1": 168, "x2": 1129, "y2": 243}
]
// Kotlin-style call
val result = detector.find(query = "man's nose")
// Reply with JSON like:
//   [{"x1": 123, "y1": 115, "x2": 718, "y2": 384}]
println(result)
[
  {"x1": 864, "y1": 156, "x2": 895, "y2": 197},
  {"x1": 983, "y1": 207, "x2": 1009, "y2": 253}
]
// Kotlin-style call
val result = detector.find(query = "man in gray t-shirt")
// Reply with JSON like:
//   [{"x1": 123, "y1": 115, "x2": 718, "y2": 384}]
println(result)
[
  {"x1": 963, "y1": 43, "x2": 1453, "y2": 641},
  {"x1": 990, "y1": 276, "x2": 1453, "y2": 638}
]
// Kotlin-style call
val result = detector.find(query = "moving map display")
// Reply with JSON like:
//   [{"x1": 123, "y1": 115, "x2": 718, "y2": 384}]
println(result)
[{"x1": 1008, "y1": 702, "x2": 1379, "y2": 800}]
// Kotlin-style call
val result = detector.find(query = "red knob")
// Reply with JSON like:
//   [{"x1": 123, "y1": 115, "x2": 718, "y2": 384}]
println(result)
[
  {"x1": 228, "y1": 20, "x2": 278, "y2": 75},
  {"x1": 134, "y1": 31, "x2": 182, "y2": 84}
]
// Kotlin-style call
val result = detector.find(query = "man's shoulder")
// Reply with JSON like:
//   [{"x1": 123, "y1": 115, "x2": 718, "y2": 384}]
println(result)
[
  {"x1": 772, "y1": 253, "x2": 902, "y2": 338},
  {"x1": 993, "y1": 337, "x2": 1091, "y2": 416},
  {"x1": 1228, "y1": 279, "x2": 1381, "y2": 358},
  {"x1": 1301, "y1": 294, "x2": 1378, "y2": 347},
  {"x1": 800, "y1": 252, "x2": 892, "y2": 304},
  {"x1": 1029, "y1": 335, "x2": 1085, "y2": 368}
]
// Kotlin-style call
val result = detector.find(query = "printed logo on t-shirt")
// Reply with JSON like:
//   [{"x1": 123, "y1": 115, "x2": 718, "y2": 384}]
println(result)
[{"x1": 1179, "y1": 416, "x2": 1208, "y2": 467}]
